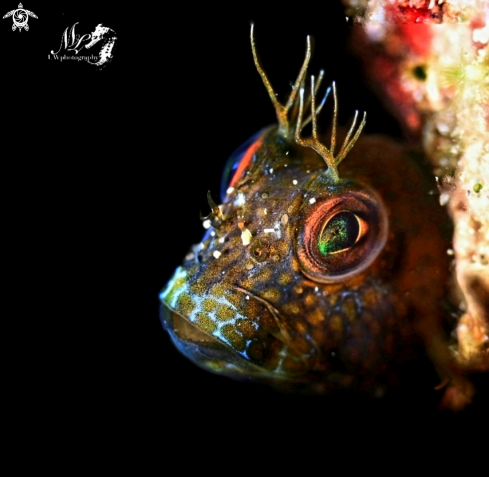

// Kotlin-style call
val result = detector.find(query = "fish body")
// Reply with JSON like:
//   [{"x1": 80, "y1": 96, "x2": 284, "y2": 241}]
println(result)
[{"x1": 159, "y1": 30, "x2": 452, "y2": 397}]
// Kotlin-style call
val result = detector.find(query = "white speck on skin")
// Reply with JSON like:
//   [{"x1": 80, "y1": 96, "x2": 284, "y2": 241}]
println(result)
[
  {"x1": 309, "y1": 197, "x2": 316, "y2": 204},
  {"x1": 227, "y1": 187, "x2": 234, "y2": 195},
  {"x1": 284, "y1": 164, "x2": 288, "y2": 167},
  {"x1": 210, "y1": 231, "x2": 215, "y2": 236},
  {"x1": 447, "y1": 249, "x2": 454, "y2": 255},
  {"x1": 314, "y1": 286, "x2": 319, "y2": 292},
  {"x1": 235, "y1": 192, "x2": 246, "y2": 206},
  {"x1": 245, "y1": 295, "x2": 249, "y2": 300},
  {"x1": 203, "y1": 219, "x2": 211, "y2": 229},
  {"x1": 286, "y1": 152, "x2": 289, "y2": 156},
  {"x1": 218, "y1": 237, "x2": 225, "y2": 243},
  {"x1": 241, "y1": 227, "x2": 252, "y2": 246},
  {"x1": 213, "y1": 251, "x2": 221, "y2": 259},
  {"x1": 264, "y1": 208, "x2": 267, "y2": 215},
  {"x1": 271, "y1": 222, "x2": 282, "y2": 238},
  {"x1": 264, "y1": 228, "x2": 275, "y2": 233},
  {"x1": 269, "y1": 168, "x2": 273, "y2": 173},
  {"x1": 293, "y1": 179, "x2": 298, "y2": 185}
]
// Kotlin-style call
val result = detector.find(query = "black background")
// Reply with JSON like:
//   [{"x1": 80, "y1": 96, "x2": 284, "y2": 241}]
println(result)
[{"x1": 6, "y1": 0, "x2": 486, "y2": 463}]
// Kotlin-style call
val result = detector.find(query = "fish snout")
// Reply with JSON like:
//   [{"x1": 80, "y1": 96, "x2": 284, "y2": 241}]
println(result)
[{"x1": 160, "y1": 270, "x2": 312, "y2": 381}]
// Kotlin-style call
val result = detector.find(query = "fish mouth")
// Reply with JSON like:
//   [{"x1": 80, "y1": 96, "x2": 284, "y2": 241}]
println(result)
[
  {"x1": 160, "y1": 305, "x2": 281, "y2": 380},
  {"x1": 159, "y1": 267, "x2": 312, "y2": 381}
]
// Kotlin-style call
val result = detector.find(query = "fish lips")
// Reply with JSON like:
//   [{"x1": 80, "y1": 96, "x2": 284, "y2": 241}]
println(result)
[{"x1": 160, "y1": 305, "x2": 273, "y2": 381}]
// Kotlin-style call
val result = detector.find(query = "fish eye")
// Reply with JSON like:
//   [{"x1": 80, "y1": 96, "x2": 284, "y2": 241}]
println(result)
[
  {"x1": 318, "y1": 211, "x2": 361, "y2": 256},
  {"x1": 220, "y1": 129, "x2": 265, "y2": 202},
  {"x1": 296, "y1": 188, "x2": 388, "y2": 282}
]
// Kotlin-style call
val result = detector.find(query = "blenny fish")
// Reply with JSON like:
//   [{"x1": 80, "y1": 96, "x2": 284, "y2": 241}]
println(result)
[{"x1": 159, "y1": 26, "x2": 453, "y2": 397}]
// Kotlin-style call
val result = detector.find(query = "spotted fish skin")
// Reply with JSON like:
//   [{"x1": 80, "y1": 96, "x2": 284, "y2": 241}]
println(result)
[{"x1": 160, "y1": 119, "x2": 451, "y2": 395}]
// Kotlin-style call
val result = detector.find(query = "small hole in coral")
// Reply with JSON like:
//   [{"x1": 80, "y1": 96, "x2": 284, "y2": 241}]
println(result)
[{"x1": 413, "y1": 65, "x2": 427, "y2": 81}]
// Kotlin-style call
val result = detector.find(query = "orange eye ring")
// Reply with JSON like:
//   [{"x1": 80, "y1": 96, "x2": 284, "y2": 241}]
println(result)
[{"x1": 296, "y1": 187, "x2": 388, "y2": 283}]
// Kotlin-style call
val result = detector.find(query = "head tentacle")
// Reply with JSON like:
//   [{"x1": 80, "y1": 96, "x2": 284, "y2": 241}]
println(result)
[
  {"x1": 200, "y1": 191, "x2": 223, "y2": 223},
  {"x1": 250, "y1": 23, "x2": 312, "y2": 138},
  {"x1": 299, "y1": 71, "x2": 330, "y2": 131},
  {"x1": 295, "y1": 78, "x2": 367, "y2": 183}
]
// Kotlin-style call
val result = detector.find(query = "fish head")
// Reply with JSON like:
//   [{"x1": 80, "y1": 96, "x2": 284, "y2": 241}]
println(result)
[{"x1": 159, "y1": 28, "x2": 451, "y2": 394}]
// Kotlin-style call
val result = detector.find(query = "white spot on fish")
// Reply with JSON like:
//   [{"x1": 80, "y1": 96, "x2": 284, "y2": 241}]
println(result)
[
  {"x1": 292, "y1": 179, "x2": 298, "y2": 185},
  {"x1": 309, "y1": 197, "x2": 316, "y2": 204},
  {"x1": 269, "y1": 168, "x2": 274, "y2": 173},
  {"x1": 203, "y1": 219, "x2": 211, "y2": 229},
  {"x1": 227, "y1": 187, "x2": 235, "y2": 195},
  {"x1": 264, "y1": 208, "x2": 267, "y2": 215},
  {"x1": 264, "y1": 228, "x2": 275, "y2": 233},
  {"x1": 235, "y1": 192, "x2": 246, "y2": 206},
  {"x1": 270, "y1": 222, "x2": 282, "y2": 238},
  {"x1": 213, "y1": 251, "x2": 221, "y2": 258},
  {"x1": 241, "y1": 227, "x2": 252, "y2": 246},
  {"x1": 219, "y1": 237, "x2": 225, "y2": 243}
]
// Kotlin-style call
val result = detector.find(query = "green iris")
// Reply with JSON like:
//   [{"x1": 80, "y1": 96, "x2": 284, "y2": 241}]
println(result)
[{"x1": 318, "y1": 212, "x2": 360, "y2": 256}]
